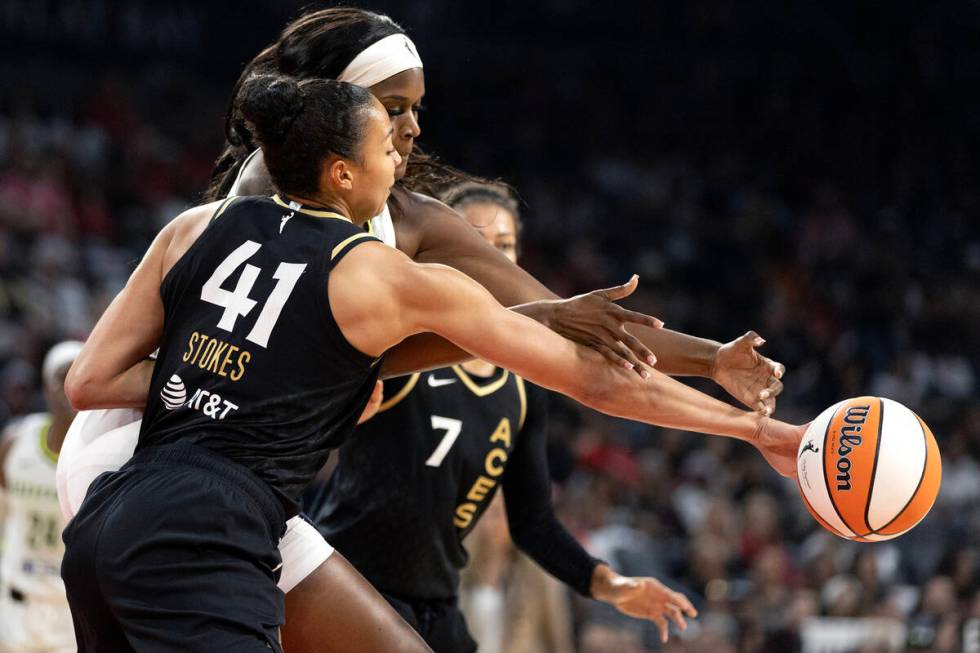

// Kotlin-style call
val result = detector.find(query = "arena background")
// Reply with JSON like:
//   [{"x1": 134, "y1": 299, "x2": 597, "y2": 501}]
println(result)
[{"x1": 0, "y1": 1, "x2": 977, "y2": 651}]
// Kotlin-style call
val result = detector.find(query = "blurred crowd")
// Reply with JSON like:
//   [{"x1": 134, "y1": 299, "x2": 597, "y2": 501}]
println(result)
[{"x1": 1, "y1": 1, "x2": 978, "y2": 652}]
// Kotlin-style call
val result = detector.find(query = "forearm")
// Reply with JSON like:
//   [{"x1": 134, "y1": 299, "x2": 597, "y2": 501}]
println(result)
[
  {"x1": 509, "y1": 512, "x2": 602, "y2": 597},
  {"x1": 628, "y1": 325, "x2": 720, "y2": 377},
  {"x1": 458, "y1": 258, "x2": 722, "y2": 377},
  {"x1": 457, "y1": 303, "x2": 760, "y2": 442},
  {"x1": 381, "y1": 301, "x2": 562, "y2": 378},
  {"x1": 582, "y1": 356, "x2": 762, "y2": 442},
  {"x1": 381, "y1": 333, "x2": 470, "y2": 378},
  {"x1": 66, "y1": 359, "x2": 154, "y2": 410}
]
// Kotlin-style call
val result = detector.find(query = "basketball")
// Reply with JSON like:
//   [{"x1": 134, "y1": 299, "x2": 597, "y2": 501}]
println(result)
[{"x1": 796, "y1": 396, "x2": 942, "y2": 542}]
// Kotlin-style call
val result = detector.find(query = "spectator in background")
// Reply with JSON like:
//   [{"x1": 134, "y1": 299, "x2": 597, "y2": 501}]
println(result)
[
  {"x1": 460, "y1": 496, "x2": 576, "y2": 653},
  {"x1": 1, "y1": 4, "x2": 979, "y2": 649}
]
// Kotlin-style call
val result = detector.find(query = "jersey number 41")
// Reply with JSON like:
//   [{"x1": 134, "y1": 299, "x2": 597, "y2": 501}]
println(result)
[{"x1": 201, "y1": 240, "x2": 307, "y2": 348}]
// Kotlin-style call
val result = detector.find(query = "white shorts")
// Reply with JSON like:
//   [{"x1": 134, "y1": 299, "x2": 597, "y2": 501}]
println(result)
[{"x1": 56, "y1": 409, "x2": 333, "y2": 593}]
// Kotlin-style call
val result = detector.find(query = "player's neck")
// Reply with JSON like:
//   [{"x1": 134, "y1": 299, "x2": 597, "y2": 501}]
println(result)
[
  {"x1": 45, "y1": 413, "x2": 73, "y2": 455},
  {"x1": 461, "y1": 359, "x2": 497, "y2": 378},
  {"x1": 282, "y1": 192, "x2": 356, "y2": 223}
]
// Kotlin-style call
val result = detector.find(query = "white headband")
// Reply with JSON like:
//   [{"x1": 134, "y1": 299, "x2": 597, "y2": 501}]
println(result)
[
  {"x1": 338, "y1": 34, "x2": 423, "y2": 88},
  {"x1": 43, "y1": 341, "x2": 84, "y2": 384}
]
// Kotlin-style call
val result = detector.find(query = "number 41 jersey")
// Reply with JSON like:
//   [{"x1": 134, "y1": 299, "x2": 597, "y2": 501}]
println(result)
[{"x1": 138, "y1": 195, "x2": 383, "y2": 515}]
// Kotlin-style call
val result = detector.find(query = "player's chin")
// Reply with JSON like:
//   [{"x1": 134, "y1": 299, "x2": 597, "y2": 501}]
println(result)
[{"x1": 394, "y1": 154, "x2": 409, "y2": 179}]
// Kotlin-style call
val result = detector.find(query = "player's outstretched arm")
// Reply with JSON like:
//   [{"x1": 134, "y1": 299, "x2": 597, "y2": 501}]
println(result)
[
  {"x1": 380, "y1": 275, "x2": 658, "y2": 379},
  {"x1": 331, "y1": 243, "x2": 804, "y2": 477},
  {"x1": 402, "y1": 191, "x2": 784, "y2": 413}
]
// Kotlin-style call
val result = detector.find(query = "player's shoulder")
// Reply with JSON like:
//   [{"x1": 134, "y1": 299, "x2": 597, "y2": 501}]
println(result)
[{"x1": 390, "y1": 187, "x2": 462, "y2": 224}]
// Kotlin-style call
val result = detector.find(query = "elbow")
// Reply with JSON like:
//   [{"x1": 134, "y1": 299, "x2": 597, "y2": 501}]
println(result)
[{"x1": 64, "y1": 362, "x2": 97, "y2": 411}]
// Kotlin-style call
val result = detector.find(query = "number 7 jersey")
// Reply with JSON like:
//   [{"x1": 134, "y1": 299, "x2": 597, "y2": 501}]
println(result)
[{"x1": 138, "y1": 195, "x2": 383, "y2": 516}]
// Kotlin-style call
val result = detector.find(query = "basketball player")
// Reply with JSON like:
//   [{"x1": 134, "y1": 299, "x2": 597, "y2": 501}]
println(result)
[
  {"x1": 215, "y1": 7, "x2": 787, "y2": 412},
  {"x1": 0, "y1": 341, "x2": 82, "y2": 653},
  {"x1": 62, "y1": 75, "x2": 803, "y2": 651},
  {"x1": 299, "y1": 183, "x2": 696, "y2": 652}
]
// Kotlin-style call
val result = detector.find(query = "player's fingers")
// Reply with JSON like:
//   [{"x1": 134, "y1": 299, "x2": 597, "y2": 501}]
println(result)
[
  {"x1": 612, "y1": 341, "x2": 649, "y2": 379},
  {"x1": 619, "y1": 329, "x2": 658, "y2": 368},
  {"x1": 739, "y1": 330, "x2": 764, "y2": 350},
  {"x1": 592, "y1": 341, "x2": 636, "y2": 372},
  {"x1": 760, "y1": 378, "x2": 783, "y2": 401},
  {"x1": 666, "y1": 603, "x2": 688, "y2": 631},
  {"x1": 610, "y1": 305, "x2": 664, "y2": 329},
  {"x1": 771, "y1": 360, "x2": 786, "y2": 380},
  {"x1": 653, "y1": 615, "x2": 670, "y2": 643},
  {"x1": 674, "y1": 592, "x2": 698, "y2": 617},
  {"x1": 594, "y1": 274, "x2": 638, "y2": 302}
]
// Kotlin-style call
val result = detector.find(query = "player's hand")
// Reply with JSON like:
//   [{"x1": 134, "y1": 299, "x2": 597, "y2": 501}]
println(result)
[
  {"x1": 711, "y1": 331, "x2": 785, "y2": 415},
  {"x1": 591, "y1": 566, "x2": 697, "y2": 644},
  {"x1": 546, "y1": 275, "x2": 664, "y2": 379},
  {"x1": 357, "y1": 381, "x2": 384, "y2": 424},
  {"x1": 752, "y1": 418, "x2": 806, "y2": 478}
]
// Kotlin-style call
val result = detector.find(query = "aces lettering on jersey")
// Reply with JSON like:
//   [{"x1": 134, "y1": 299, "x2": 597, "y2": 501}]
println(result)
[{"x1": 453, "y1": 417, "x2": 512, "y2": 529}]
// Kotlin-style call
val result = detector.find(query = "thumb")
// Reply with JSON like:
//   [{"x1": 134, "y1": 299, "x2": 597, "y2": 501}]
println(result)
[
  {"x1": 740, "y1": 330, "x2": 765, "y2": 349},
  {"x1": 597, "y1": 274, "x2": 639, "y2": 302}
]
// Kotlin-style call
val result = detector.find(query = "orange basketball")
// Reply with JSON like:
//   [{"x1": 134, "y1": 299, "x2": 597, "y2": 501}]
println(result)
[{"x1": 796, "y1": 397, "x2": 942, "y2": 541}]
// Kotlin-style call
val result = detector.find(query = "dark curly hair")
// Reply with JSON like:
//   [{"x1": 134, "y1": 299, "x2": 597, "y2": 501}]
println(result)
[{"x1": 238, "y1": 75, "x2": 375, "y2": 198}]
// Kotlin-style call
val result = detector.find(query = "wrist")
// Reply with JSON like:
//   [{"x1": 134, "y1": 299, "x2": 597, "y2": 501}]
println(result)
[
  {"x1": 509, "y1": 299, "x2": 557, "y2": 329},
  {"x1": 706, "y1": 340, "x2": 725, "y2": 380},
  {"x1": 589, "y1": 564, "x2": 620, "y2": 601},
  {"x1": 746, "y1": 414, "x2": 769, "y2": 447}
]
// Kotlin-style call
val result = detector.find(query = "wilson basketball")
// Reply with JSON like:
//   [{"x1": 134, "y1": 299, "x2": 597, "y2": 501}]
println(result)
[{"x1": 796, "y1": 396, "x2": 941, "y2": 542}]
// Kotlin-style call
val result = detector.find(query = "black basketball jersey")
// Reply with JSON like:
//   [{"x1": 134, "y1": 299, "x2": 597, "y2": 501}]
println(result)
[
  {"x1": 309, "y1": 365, "x2": 542, "y2": 599},
  {"x1": 139, "y1": 195, "x2": 382, "y2": 516}
]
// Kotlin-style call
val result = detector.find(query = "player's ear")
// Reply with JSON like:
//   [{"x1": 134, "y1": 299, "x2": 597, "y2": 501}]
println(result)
[{"x1": 323, "y1": 157, "x2": 353, "y2": 191}]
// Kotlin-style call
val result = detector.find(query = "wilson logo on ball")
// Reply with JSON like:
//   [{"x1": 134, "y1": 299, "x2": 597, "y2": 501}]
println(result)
[
  {"x1": 797, "y1": 396, "x2": 942, "y2": 542},
  {"x1": 835, "y1": 404, "x2": 871, "y2": 491}
]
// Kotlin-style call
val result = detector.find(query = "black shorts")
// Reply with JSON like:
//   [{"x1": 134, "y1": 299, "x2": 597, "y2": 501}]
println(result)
[
  {"x1": 62, "y1": 442, "x2": 287, "y2": 652},
  {"x1": 382, "y1": 592, "x2": 477, "y2": 653}
]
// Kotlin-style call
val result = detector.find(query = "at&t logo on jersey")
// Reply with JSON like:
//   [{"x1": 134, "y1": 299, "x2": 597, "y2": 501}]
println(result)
[
  {"x1": 161, "y1": 372, "x2": 240, "y2": 420},
  {"x1": 161, "y1": 374, "x2": 187, "y2": 408}
]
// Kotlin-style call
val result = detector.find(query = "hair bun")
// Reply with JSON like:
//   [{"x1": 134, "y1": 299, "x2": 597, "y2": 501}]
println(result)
[{"x1": 239, "y1": 74, "x2": 305, "y2": 143}]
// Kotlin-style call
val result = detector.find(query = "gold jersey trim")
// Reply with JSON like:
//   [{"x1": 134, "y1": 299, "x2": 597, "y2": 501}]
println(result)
[
  {"x1": 331, "y1": 232, "x2": 376, "y2": 260},
  {"x1": 211, "y1": 196, "x2": 239, "y2": 221},
  {"x1": 514, "y1": 375, "x2": 528, "y2": 430},
  {"x1": 452, "y1": 365, "x2": 510, "y2": 397},
  {"x1": 272, "y1": 194, "x2": 350, "y2": 221}
]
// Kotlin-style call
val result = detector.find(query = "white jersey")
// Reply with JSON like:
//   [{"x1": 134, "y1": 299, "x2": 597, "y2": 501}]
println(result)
[
  {"x1": 1, "y1": 413, "x2": 75, "y2": 652},
  {"x1": 366, "y1": 203, "x2": 397, "y2": 248}
]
